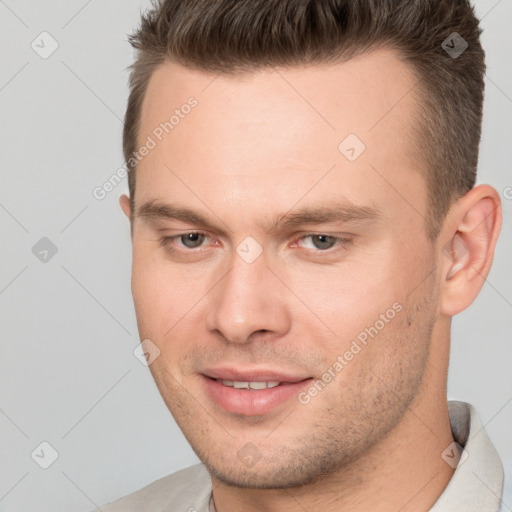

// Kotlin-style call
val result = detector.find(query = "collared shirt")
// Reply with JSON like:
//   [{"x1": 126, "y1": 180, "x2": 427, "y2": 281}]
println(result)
[{"x1": 95, "y1": 401, "x2": 504, "y2": 512}]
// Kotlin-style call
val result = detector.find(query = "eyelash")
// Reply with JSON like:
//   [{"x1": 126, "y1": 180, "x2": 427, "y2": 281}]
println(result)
[{"x1": 158, "y1": 231, "x2": 352, "y2": 257}]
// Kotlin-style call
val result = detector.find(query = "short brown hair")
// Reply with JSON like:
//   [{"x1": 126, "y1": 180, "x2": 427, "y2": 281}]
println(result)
[{"x1": 123, "y1": 0, "x2": 485, "y2": 240}]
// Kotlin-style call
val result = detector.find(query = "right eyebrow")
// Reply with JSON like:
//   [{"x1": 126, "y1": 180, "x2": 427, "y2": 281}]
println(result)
[{"x1": 136, "y1": 200, "x2": 228, "y2": 232}]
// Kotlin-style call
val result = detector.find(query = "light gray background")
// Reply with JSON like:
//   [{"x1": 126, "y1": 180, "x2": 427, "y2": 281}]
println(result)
[{"x1": 0, "y1": 1, "x2": 510, "y2": 511}]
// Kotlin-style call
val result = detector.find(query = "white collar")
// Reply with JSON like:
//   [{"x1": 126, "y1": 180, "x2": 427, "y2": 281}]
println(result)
[{"x1": 430, "y1": 401, "x2": 504, "y2": 511}]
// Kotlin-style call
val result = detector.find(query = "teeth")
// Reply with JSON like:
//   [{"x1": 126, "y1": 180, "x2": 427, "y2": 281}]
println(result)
[
  {"x1": 248, "y1": 382, "x2": 269, "y2": 390},
  {"x1": 218, "y1": 379, "x2": 281, "y2": 390}
]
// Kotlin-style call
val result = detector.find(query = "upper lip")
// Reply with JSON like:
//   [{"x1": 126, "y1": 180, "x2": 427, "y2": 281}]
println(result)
[{"x1": 202, "y1": 367, "x2": 311, "y2": 383}]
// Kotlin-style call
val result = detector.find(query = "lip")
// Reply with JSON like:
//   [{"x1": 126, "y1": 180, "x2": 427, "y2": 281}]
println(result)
[
  {"x1": 200, "y1": 373, "x2": 313, "y2": 416},
  {"x1": 201, "y1": 367, "x2": 310, "y2": 383}
]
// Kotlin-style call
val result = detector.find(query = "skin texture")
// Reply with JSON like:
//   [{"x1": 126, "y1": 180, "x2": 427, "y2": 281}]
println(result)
[{"x1": 120, "y1": 47, "x2": 502, "y2": 511}]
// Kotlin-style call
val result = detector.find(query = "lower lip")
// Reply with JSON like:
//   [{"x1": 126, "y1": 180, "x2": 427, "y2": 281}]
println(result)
[{"x1": 201, "y1": 375, "x2": 313, "y2": 416}]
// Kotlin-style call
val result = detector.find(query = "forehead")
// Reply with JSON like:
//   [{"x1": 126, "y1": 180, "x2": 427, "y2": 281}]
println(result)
[
  {"x1": 139, "y1": 47, "x2": 420, "y2": 145},
  {"x1": 135, "y1": 47, "x2": 426, "y2": 231}
]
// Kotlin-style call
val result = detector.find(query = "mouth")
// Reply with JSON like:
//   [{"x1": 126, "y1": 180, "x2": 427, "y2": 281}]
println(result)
[
  {"x1": 211, "y1": 378, "x2": 287, "y2": 390},
  {"x1": 200, "y1": 373, "x2": 314, "y2": 416},
  {"x1": 201, "y1": 367, "x2": 311, "y2": 384}
]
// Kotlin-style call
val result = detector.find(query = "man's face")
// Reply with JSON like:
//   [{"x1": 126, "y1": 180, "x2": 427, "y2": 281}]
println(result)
[{"x1": 126, "y1": 48, "x2": 442, "y2": 487}]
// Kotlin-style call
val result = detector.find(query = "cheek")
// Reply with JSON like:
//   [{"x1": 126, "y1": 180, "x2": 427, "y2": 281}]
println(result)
[
  {"x1": 131, "y1": 251, "x2": 175, "y2": 335},
  {"x1": 130, "y1": 248, "x2": 213, "y2": 347},
  {"x1": 286, "y1": 257, "x2": 404, "y2": 345}
]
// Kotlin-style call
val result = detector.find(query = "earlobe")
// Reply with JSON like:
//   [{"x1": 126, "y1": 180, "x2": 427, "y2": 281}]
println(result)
[{"x1": 439, "y1": 185, "x2": 502, "y2": 317}]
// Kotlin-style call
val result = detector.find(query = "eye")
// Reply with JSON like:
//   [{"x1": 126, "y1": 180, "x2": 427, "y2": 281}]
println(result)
[
  {"x1": 178, "y1": 232, "x2": 207, "y2": 249},
  {"x1": 159, "y1": 232, "x2": 209, "y2": 251},
  {"x1": 298, "y1": 234, "x2": 338, "y2": 251},
  {"x1": 296, "y1": 234, "x2": 350, "y2": 252}
]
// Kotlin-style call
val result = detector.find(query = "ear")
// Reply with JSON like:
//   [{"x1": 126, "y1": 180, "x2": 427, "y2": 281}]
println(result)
[
  {"x1": 119, "y1": 194, "x2": 132, "y2": 219},
  {"x1": 439, "y1": 185, "x2": 502, "y2": 317},
  {"x1": 119, "y1": 194, "x2": 134, "y2": 239}
]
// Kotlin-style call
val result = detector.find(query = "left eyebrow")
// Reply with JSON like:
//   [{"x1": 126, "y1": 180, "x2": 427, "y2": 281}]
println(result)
[
  {"x1": 136, "y1": 200, "x2": 230, "y2": 234},
  {"x1": 135, "y1": 199, "x2": 382, "y2": 234},
  {"x1": 267, "y1": 204, "x2": 382, "y2": 234}
]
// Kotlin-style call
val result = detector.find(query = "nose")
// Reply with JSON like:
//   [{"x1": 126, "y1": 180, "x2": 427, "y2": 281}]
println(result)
[{"x1": 205, "y1": 245, "x2": 291, "y2": 345}]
